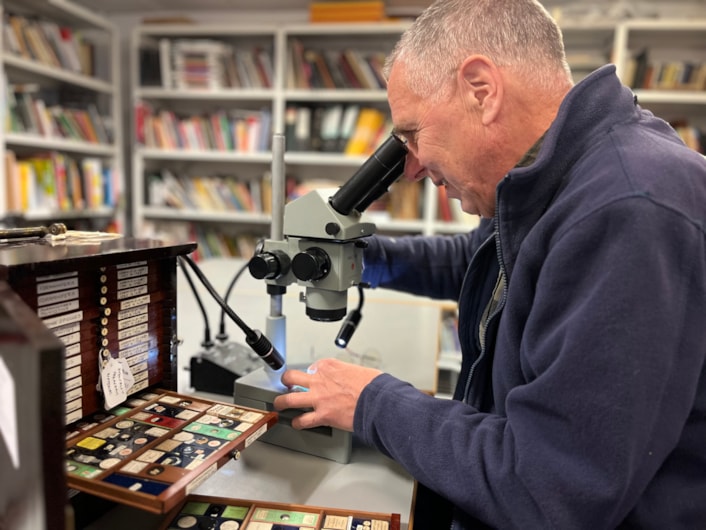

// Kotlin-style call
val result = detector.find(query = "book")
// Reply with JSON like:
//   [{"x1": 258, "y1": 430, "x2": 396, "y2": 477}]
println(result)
[
  {"x1": 342, "y1": 49, "x2": 378, "y2": 89},
  {"x1": 337, "y1": 104, "x2": 360, "y2": 152},
  {"x1": 159, "y1": 38, "x2": 172, "y2": 89},
  {"x1": 320, "y1": 104, "x2": 344, "y2": 152},
  {"x1": 17, "y1": 160, "x2": 37, "y2": 211},
  {"x1": 67, "y1": 157, "x2": 85, "y2": 210},
  {"x1": 288, "y1": 38, "x2": 309, "y2": 89},
  {"x1": 388, "y1": 179, "x2": 421, "y2": 220},
  {"x1": 344, "y1": 107, "x2": 386, "y2": 155},
  {"x1": 290, "y1": 106, "x2": 312, "y2": 151},
  {"x1": 7, "y1": 15, "x2": 31, "y2": 60},
  {"x1": 437, "y1": 184, "x2": 453, "y2": 222},
  {"x1": 58, "y1": 26, "x2": 83, "y2": 73},
  {"x1": 51, "y1": 152, "x2": 70, "y2": 210},
  {"x1": 309, "y1": 0, "x2": 386, "y2": 22},
  {"x1": 4, "y1": 151, "x2": 21, "y2": 212},
  {"x1": 81, "y1": 157, "x2": 104, "y2": 208},
  {"x1": 31, "y1": 156, "x2": 58, "y2": 211}
]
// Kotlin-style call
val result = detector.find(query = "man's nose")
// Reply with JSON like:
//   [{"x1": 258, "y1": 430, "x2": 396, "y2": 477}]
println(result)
[{"x1": 403, "y1": 153, "x2": 426, "y2": 182}]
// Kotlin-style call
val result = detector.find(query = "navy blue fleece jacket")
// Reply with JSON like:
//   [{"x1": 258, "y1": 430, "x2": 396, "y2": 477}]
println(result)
[{"x1": 357, "y1": 65, "x2": 706, "y2": 529}]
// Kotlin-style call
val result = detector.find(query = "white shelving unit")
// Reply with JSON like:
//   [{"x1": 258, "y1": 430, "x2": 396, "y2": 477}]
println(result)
[
  {"x1": 129, "y1": 18, "x2": 706, "y2": 253},
  {"x1": 0, "y1": 0, "x2": 122, "y2": 230},
  {"x1": 130, "y1": 24, "x2": 278, "y2": 253},
  {"x1": 613, "y1": 19, "x2": 706, "y2": 128},
  {"x1": 130, "y1": 21, "x2": 482, "y2": 253}
]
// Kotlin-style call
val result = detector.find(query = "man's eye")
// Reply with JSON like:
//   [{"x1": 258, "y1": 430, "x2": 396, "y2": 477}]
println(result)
[
  {"x1": 393, "y1": 132, "x2": 409, "y2": 145},
  {"x1": 401, "y1": 133, "x2": 416, "y2": 145}
]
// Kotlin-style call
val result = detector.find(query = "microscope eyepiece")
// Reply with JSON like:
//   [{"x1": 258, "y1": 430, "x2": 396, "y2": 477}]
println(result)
[{"x1": 329, "y1": 134, "x2": 408, "y2": 216}]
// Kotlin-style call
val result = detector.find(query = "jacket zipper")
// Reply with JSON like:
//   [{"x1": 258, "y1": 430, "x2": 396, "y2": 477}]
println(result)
[
  {"x1": 451, "y1": 199, "x2": 508, "y2": 530},
  {"x1": 459, "y1": 229, "x2": 507, "y2": 405}
]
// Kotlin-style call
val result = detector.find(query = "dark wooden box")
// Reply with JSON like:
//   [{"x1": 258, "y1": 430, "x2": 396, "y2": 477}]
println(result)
[{"x1": 0, "y1": 235, "x2": 278, "y2": 518}]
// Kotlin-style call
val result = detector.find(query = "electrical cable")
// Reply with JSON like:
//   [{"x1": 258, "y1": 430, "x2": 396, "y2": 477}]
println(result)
[
  {"x1": 217, "y1": 258, "x2": 250, "y2": 341},
  {"x1": 178, "y1": 255, "x2": 213, "y2": 349},
  {"x1": 335, "y1": 283, "x2": 367, "y2": 348},
  {"x1": 179, "y1": 255, "x2": 284, "y2": 370}
]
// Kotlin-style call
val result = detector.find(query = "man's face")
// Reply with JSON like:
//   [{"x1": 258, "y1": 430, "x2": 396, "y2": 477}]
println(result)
[{"x1": 387, "y1": 61, "x2": 499, "y2": 218}]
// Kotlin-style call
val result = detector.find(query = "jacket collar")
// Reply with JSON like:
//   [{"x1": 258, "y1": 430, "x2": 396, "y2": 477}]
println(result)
[{"x1": 494, "y1": 64, "x2": 638, "y2": 279}]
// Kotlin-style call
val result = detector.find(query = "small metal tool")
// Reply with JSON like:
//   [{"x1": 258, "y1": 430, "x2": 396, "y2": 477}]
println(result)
[{"x1": 0, "y1": 222, "x2": 67, "y2": 240}]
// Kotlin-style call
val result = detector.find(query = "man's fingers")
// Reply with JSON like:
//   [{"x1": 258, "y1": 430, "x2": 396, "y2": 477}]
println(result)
[
  {"x1": 290, "y1": 410, "x2": 320, "y2": 430},
  {"x1": 273, "y1": 390, "x2": 311, "y2": 411},
  {"x1": 280, "y1": 368, "x2": 310, "y2": 388}
]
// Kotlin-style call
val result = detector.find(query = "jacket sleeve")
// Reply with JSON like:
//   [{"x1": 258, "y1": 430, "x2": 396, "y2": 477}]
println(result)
[
  {"x1": 354, "y1": 197, "x2": 706, "y2": 528},
  {"x1": 361, "y1": 218, "x2": 493, "y2": 301}
]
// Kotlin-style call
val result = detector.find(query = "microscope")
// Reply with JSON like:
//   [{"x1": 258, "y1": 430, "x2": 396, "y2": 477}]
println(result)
[{"x1": 233, "y1": 133, "x2": 408, "y2": 463}]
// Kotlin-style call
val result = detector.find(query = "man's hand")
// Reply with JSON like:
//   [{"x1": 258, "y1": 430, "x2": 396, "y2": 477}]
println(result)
[{"x1": 273, "y1": 358, "x2": 382, "y2": 431}]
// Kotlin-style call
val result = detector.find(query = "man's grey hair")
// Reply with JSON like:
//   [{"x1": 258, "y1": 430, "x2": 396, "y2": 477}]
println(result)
[{"x1": 384, "y1": 0, "x2": 572, "y2": 100}]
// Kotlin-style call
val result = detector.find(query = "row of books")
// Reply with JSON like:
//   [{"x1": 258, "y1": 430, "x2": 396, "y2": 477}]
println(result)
[
  {"x1": 673, "y1": 123, "x2": 705, "y2": 154},
  {"x1": 135, "y1": 102, "x2": 272, "y2": 152},
  {"x1": 3, "y1": 150, "x2": 119, "y2": 213},
  {"x1": 140, "y1": 220, "x2": 261, "y2": 261},
  {"x1": 284, "y1": 104, "x2": 390, "y2": 156},
  {"x1": 146, "y1": 169, "x2": 266, "y2": 213},
  {"x1": 2, "y1": 12, "x2": 94, "y2": 76},
  {"x1": 6, "y1": 82, "x2": 112, "y2": 143},
  {"x1": 309, "y1": 0, "x2": 387, "y2": 23},
  {"x1": 289, "y1": 176, "x2": 422, "y2": 221},
  {"x1": 144, "y1": 39, "x2": 274, "y2": 90},
  {"x1": 288, "y1": 38, "x2": 387, "y2": 90},
  {"x1": 381, "y1": 179, "x2": 422, "y2": 220},
  {"x1": 627, "y1": 51, "x2": 706, "y2": 91}
]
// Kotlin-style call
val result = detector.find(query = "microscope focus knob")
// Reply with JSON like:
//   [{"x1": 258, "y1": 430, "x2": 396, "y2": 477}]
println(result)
[
  {"x1": 292, "y1": 247, "x2": 330, "y2": 282},
  {"x1": 248, "y1": 251, "x2": 289, "y2": 280}
]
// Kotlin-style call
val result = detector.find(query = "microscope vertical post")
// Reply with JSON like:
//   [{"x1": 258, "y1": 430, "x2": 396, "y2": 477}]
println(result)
[{"x1": 265, "y1": 133, "x2": 287, "y2": 387}]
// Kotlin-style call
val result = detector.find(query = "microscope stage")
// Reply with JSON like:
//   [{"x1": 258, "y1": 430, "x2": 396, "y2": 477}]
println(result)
[{"x1": 234, "y1": 364, "x2": 352, "y2": 464}]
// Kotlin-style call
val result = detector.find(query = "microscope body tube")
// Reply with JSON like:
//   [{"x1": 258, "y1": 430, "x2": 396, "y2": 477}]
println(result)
[{"x1": 329, "y1": 134, "x2": 408, "y2": 215}]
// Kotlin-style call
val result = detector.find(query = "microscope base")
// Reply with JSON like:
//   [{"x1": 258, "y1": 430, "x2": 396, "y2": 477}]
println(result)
[
  {"x1": 234, "y1": 365, "x2": 353, "y2": 464},
  {"x1": 190, "y1": 356, "x2": 238, "y2": 397}
]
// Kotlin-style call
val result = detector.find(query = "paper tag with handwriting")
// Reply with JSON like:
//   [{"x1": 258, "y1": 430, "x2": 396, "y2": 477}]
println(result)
[{"x1": 101, "y1": 357, "x2": 134, "y2": 409}]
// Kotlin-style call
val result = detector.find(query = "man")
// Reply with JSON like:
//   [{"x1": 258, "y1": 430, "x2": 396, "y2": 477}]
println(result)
[{"x1": 274, "y1": 0, "x2": 706, "y2": 527}]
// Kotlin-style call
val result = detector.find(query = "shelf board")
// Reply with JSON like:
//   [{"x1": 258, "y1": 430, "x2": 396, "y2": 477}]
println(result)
[
  {"x1": 285, "y1": 21, "x2": 411, "y2": 36},
  {"x1": 365, "y1": 217, "x2": 426, "y2": 234},
  {"x1": 283, "y1": 151, "x2": 369, "y2": 166},
  {"x1": 2, "y1": 53, "x2": 114, "y2": 94},
  {"x1": 3, "y1": 0, "x2": 112, "y2": 30},
  {"x1": 137, "y1": 87, "x2": 275, "y2": 101},
  {"x1": 134, "y1": 24, "x2": 277, "y2": 37},
  {"x1": 632, "y1": 90, "x2": 706, "y2": 105},
  {"x1": 284, "y1": 89, "x2": 388, "y2": 102},
  {"x1": 137, "y1": 148, "x2": 273, "y2": 163},
  {"x1": 432, "y1": 219, "x2": 481, "y2": 234},
  {"x1": 5, "y1": 133, "x2": 118, "y2": 156},
  {"x1": 3, "y1": 207, "x2": 115, "y2": 222},
  {"x1": 141, "y1": 206, "x2": 271, "y2": 224}
]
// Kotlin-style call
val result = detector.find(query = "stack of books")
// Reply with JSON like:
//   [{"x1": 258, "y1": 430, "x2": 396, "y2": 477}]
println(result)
[{"x1": 309, "y1": 0, "x2": 386, "y2": 23}]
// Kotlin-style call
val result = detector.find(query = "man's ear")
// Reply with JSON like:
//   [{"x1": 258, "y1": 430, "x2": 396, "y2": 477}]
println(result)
[{"x1": 458, "y1": 55, "x2": 503, "y2": 126}]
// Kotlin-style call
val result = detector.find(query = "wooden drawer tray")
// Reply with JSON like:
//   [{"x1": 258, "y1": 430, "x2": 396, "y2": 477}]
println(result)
[
  {"x1": 159, "y1": 494, "x2": 400, "y2": 530},
  {"x1": 65, "y1": 389, "x2": 278, "y2": 514}
]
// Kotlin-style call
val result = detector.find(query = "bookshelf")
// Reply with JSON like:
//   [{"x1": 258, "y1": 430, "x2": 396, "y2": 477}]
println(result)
[
  {"x1": 131, "y1": 24, "x2": 278, "y2": 258},
  {"x1": 613, "y1": 19, "x2": 706, "y2": 151},
  {"x1": 560, "y1": 22, "x2": 616, "y2": 83},
  {"x1": 130, "y1": 21, "x2": 481, "y2": 257},
  {"x1": 129, "y1": 17, "x2": 706, "y2": 255},
  {"x1": 0, "y1": 0, "x2": 123, "y2": 231}
]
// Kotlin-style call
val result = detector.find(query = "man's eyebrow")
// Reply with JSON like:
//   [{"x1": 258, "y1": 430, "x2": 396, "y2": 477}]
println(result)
[{"x1": 392, "y1": 126, "x2": 416, "y2": 137}]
